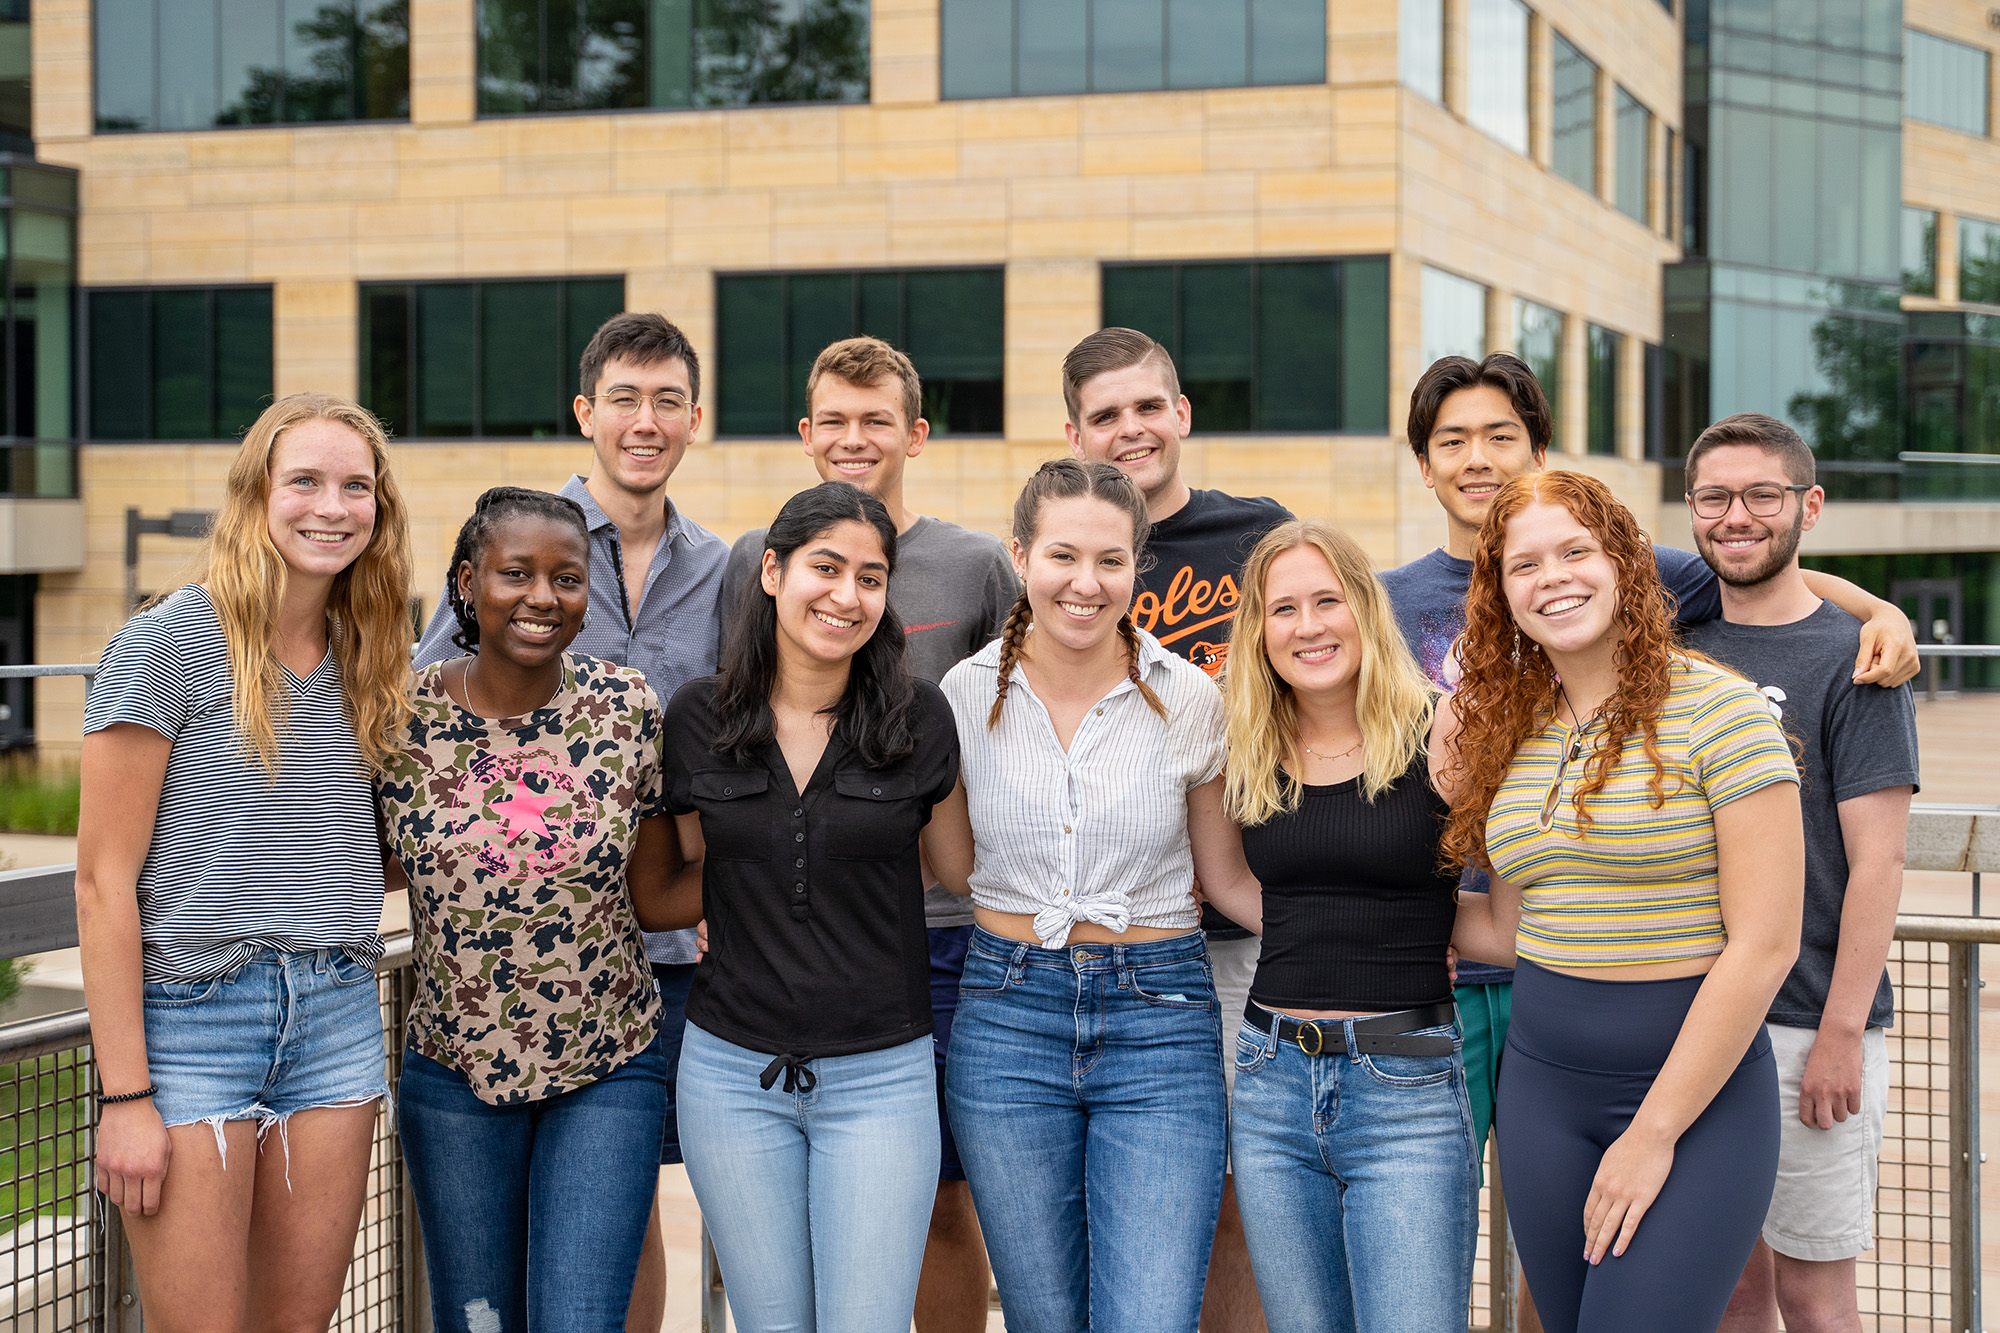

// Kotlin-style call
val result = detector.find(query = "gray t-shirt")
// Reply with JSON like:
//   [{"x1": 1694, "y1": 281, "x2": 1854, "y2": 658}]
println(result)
[
  {"x1": 721, "y1": 514, "x2": 1021, "y2": 927},
  {"x1": 1684, "y1": 600, "x2": 1920, "y2": 1030}
]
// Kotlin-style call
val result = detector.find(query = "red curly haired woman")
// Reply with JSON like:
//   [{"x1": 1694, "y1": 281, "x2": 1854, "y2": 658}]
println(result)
[{"x1": 1441, "y1": 471, "x2": 1803, "y2": 1333}]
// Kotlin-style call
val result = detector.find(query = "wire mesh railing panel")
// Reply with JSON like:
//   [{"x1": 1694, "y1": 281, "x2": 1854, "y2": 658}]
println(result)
[
  {"x1": 0, "y1": 1043, "x2": 99, "y2": 1330},
  {"x1": 334, "y1": 968, "x2": 410, "y2": 1333},
  {"x1": 1862, "y1": 938, "x2": 1957, "y2": 1331}
]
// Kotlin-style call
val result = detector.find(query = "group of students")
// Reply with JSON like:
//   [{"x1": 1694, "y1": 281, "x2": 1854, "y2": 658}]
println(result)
[{"x1": 72, "y1": 308, "x2": 1925, "y2": 1333}]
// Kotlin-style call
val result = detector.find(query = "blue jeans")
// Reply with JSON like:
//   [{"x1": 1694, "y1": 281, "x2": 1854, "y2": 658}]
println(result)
[
  {"x1": 944, "y1": 928, "x2": 1226, "y2": 1333},
  {"x1": 397, "y1": 1033, "x2": 669, "y2": 1332},
  {"x1": 678, "y1": 1023, "x2": 939, "y2": 1333},
  {"x1": 1229, "y1": 1015, "x2": 1479, "y2": 1333}
]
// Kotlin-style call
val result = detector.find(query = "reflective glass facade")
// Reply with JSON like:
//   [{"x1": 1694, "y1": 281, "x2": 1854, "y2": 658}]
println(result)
[
  {"x1": 1514, "y1": 299, "x2": 1564, "y2": 441},
  {"x1": 1551, "y1": 33, "x2": 1598, "y2": 195},
  {"x1": 1905, "y1": 28, "x2": 1988, "y2": 137},
  {"x1": 1103, "y1": 258, "x2": 1388, "y2": 433},
  {"x1": 87, "y1": 286, "x2": 269, "y2": 445},
  {"x1": 1666, "y1": 0, "x2": 1904, "y2": 497},
  {"x1": 1465, "y1": 0, "x2": 1530, "y2": 153},
  {"x1": 1587, "y1": 324, "x2": 1621, "y2": 454},
  {"x1": 1904, "y1": 311, "x2": 2000, "y2": 497},
  {"x1": 1803, "y1": 551, "x2": 2000, "y2": 688},
  {"x1": 1615, "y1": 88, "x2": 1651, "y2": 225},
  {"x1": 0, "y1": 1, "x2": 27, "y2": 152},
  {"x1": 360, "y1": 278, "x2": 623, "y2": 439},
  {"x1": 1961, "y1": 217, "x2": 2000, "y2": 307},
  {"x1": 95, "y1": 0, "x2": 409, "y2": 131},
  {"x1": 0, "y1": 162, "x2": 77, "y2": 497},
  {"x1": 1422, "y1": 266, "x2": 1487, "y2": 367},
  {"x1": 1399, "y1": 0, "x2": 1444, "y2": 103},
  {"x1": 479, "y1": 0, "x2": 868, "y2": 113},
  {"x1": 941, "y1": 0, "x2": 1324, "y2": 100},
  {"x1": 718, "y1": 268, "x2": 1002, "y2": 437},
  {"x1": 1904, "y1": 207, "x2": 1937, "y2": 297}
]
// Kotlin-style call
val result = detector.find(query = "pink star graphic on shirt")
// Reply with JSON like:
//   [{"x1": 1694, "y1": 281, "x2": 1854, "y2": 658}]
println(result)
[{"x1": 490, "y1": 778, "x2": 558, "y2": 845}]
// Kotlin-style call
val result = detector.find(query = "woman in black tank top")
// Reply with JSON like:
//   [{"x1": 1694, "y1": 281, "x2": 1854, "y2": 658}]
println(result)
[{"x1": 1199, "y1": 520, "x2": 1479, "y2": 1333}]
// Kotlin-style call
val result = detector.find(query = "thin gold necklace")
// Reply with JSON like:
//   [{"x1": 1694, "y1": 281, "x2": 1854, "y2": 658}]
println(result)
[{"x1": 1300, "y1": 736, "x2": 1363, "y2": 762}]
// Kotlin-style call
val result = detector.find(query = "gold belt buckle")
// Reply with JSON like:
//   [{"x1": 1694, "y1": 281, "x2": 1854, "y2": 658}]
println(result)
[{"x1": 1296, "y1": 1020, "x2": 1324, "y2": 1056}]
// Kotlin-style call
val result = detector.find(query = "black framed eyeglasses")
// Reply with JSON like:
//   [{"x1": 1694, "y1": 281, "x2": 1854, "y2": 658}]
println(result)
[{"x1": 1686, "y1": 484, "x2": 1811, "y2": 519}]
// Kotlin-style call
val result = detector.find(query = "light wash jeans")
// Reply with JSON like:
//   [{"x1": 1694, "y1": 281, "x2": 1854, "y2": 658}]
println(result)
[
  {"x1": 677, "y1": 1022, "x2": 939, "y2": 1333},
  {"x1": 1229, "y1": 1014, "x2": 1479, "y2": 1333},
  {"x1": 944, "y1": 928, "x2": 1227, "y2": 1333}
]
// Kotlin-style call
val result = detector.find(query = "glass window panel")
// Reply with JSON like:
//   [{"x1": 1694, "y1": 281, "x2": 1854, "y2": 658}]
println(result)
[
  {"x1": 1465, "y1": 0, "x2": 1529, "y2": 153},
  {"x1": 1903, "y1": 207, "x2": 1937, "y2": 297},
  {"x1": 416, "y1": 284, "x2": 478, "y2": 438},
  {"x1": 858, "y1": 271, "x2": 901, "y2": 343},
  {"x1": 1615, "y1": 88, "x2": 1650, "y2": 224},
  {"x1": 152, "y1": 290, "x2": 215, "y2": 439},
  {"x1": 482, "y1": 283, "x2": 563, "y2": 437},
  {"x1": 1962, "y1": 217, "x2": 2000, "y2": 307},
  {"x1": 906, "y1": 269, "x2": 1004, "y2": 434},
  {"x1": 1255, "y1": 262, "x2": 1337, "y2": 431},
  {"x1": 1093, "y1": 0, "x2": 1165, "y2": 93},
  {"x1": 649, "y1": 0, "x2": 694, "y2": 106},
  {"x1": 942, "y1": 0, "x2": 1012, "y2": 99},
  {"x1": 1551, "y1": 34, "x2": 1598, "y2": 195},
  {"x1": 786, "y1": 273, "x2": 857, "y2": 424},
  {"x1": 718, "y1": 275, "x2": 788, "y2": 436},
  {"x1": 575, "y1": 0, "x2": 647, "y2": 110},
  {"x1": 361, "y1": 285, "x2": 411, "y2": 438},
  {"x1": 693, "y1": 0, "x2": 869, "y2": 107},
  {"x1": 1587, "y1": 324, "x2": 1621, "y2": 455},
  {"x1": 281, "y1": 0, "x2": 359, "y2": 123},
  {"x1": 1167, "y1": 0, "x2": 1247, "y2": 91},
  {"x1": 360, "y1": 0, "x2": 412, "y2": 118},
  {"x1": 1398, "y1": 0, "x2": 1443, "y2": 102},
  {"x1": 1339, "y1": 257, "x2": 1389, "y2": 432},
  {"x1": 1513, "y1": 298, "x2": 1564, "y2": 442},
  {"x1": 1018, "y1": 0, "x2": 1089, "y2": 96},
  {"x1": 156, "y1": 0, "x2": 220, "y2": 129},
  {"x1": 1421, "y1": 266, "x2": 1487, "y2": 367},
  {"x1": 1178, "y1": 264, "x2": 1255, "y2": 431},
  {"x1": 1101, "y1": 266, "x2": 1178, "y2": 358},
  {"x1": 13, "y1": 217, "x2": 74, "y2": 442},
  {"x1": 214, "y1": 287, "x2": 273, "y2": 443},
  {"x1": 1711, "y1": 106, "x2": 1774, "y2": 269},
  {"x1": 89, "y1": 292, "x2": 149, "y2": 440},
  {"x1": 566, "y1": 279, "x2": 626, "y2": 400},
  {"x1": 478, "y1": 0, "x2": 545, "y2": 112},
  {"x1": 216, "y1": 0, "x2": 281, "y2": 125},
  {"x1": 1770, "y1": 112, "x2": 1814, "y2": 273},
  {"x1": 1248, "y1": 0, "x2": 1324, "y2": 86},
  {"x1": 1856, "y1": 125, "x2": 1899, "y2": 285},
  {"x1": 1814, "y1": 116, "x2": 1859, "y2": 280},
  {"x1": 1906, "y1": 28, "x2": 1989, "y2": 136},
  {"x1": 95, "y1": 0, "x2": 156, "y2": 130}
]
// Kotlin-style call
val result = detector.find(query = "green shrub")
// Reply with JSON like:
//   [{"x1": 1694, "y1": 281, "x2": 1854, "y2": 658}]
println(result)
[{"x1": 0, "y1": 766, "x2": 78, "y2": 835}]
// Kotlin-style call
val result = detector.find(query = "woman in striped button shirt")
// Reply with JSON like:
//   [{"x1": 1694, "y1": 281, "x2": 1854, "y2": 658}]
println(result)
[
  {"x1": 926, "y1": 458, "x2": 1263, "y2": 1333},
  {"x1": 1442, "y1": 470, "x2": 1802, "y2": 1333}
]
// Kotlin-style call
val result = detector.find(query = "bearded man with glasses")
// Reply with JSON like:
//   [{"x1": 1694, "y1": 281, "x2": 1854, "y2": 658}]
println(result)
[{"x1": 413, "y1": 311, "x2": 729, "y2": 1331}]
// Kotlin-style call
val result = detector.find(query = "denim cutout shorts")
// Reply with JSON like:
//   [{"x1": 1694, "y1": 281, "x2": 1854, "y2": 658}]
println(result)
[{"x1": 142, "y1": 947, "x2": 389, "y2": 1161}]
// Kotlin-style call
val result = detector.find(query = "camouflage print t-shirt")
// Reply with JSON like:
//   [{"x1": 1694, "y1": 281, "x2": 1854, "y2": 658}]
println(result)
[{"x1": 377, "y1": 653, "x2": 665, "y2": 1106}]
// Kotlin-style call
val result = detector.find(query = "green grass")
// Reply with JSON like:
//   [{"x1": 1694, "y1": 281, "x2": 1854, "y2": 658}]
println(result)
[
  {"x1": 0, "y1": 767, "x2": 78, "y2": 835},
  {"x1": 0, "y1": 1049, "x2": 87, "y2": 1235}
]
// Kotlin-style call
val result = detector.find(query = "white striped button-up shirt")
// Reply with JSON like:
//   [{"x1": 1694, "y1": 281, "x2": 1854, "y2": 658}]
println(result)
[{"x1": 940, "y1": 627, "x2": 1227, "y2": 948}]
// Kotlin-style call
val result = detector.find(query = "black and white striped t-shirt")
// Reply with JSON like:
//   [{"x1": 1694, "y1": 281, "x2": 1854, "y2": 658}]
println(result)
[{"x1": 83, "y1": 585, "x2": 386, "y2": 982}]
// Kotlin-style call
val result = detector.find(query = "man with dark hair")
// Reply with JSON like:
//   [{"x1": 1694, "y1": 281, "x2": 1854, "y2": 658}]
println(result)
[
  {"x1": 719, "y1": 335, "x2": 1019, "y2": 1333},
  {"x1": 1063, "y1": 324, "x2": 1288, "y2": 1333},
  {"x1": 1683, "y1": 415, "x2": 1918, "y2": 1333},
  {"x1": 412, "y1": 310, "x2": 729, "y2": 1332},
  {"x1": 1382, "y1": 355, "x2": 1920, "y2": 1333}
]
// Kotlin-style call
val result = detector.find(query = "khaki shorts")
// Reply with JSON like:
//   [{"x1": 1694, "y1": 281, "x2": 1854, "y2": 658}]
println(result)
[{"x1": 1763, "y1": 1022, "x2": 1888, "y2": 1262}]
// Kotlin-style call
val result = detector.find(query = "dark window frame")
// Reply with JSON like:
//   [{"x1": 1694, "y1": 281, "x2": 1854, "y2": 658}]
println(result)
[
  {"x1": 358, "y1": 275, "x2": 626, "y2": 442},
  {"x1": 1100, "y1": 255, "x2": 1391, "y2": 436},
  {"x1": 713, "y1": 264, "x2": 1006, "y2": 439},
  {"x1": 82, "y1": 283, "x2": 273, "y2": 443}
]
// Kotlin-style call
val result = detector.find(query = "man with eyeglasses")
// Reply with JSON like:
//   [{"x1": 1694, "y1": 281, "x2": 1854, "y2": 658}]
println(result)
[
  {"x1": 1678, "y1": 415, "x2": 1918, "y2": 1333},
  {"x1": 413, "y1": 311, "x2": 729, "y2": 1331}
]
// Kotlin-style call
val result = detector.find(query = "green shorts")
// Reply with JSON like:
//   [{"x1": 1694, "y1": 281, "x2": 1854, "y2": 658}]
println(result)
[{"x1": 1454, "y1": 979, "x2": 1513, "y2": 1185}]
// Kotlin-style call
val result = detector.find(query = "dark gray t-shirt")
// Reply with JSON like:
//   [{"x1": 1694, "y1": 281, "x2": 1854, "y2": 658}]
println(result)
[
  {"x1": 721, "y1": 514, "x2": 1021, "y2": 927},
  {"x1": 1684, "y1": 601, "x2": 1919, "y2": 1030}
]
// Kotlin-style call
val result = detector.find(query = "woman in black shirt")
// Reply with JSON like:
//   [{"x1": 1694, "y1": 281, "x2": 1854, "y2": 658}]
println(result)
[
  {"x1": 657, "y1": 482, "x2": 962, "y2": 1333},
  {"x1": 1199, "y1": 520, "x2": 1477, "y2": 1333}
]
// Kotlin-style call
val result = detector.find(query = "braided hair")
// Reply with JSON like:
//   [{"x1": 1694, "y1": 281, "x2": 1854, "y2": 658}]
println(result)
[
  {"x1": 988, "y1": 459, "x2": 1167, "y2": 729},
  {"x1": 445, "y1": 486, "x2": 591, "y2": 651}
]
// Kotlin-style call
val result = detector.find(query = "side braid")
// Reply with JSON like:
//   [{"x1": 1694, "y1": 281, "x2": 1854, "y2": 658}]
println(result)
[
  {"x1": 1116, "y1": 613, "x2": 1170, "y2": 720},
  {"x1": 986, "y1": 593, "x2": 1034, "y2": 729}
]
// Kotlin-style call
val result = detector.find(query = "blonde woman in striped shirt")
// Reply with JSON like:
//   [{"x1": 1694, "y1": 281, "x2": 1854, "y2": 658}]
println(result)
[
  {"x1": 1441, "y1": 470, "x2": 1802, "y2": 1333},
  {"x1": 926, "y1": 458, "x2": 1262, "y2": 1333}
]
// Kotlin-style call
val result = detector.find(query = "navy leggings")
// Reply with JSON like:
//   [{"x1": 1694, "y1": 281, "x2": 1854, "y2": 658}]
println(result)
[{"x1": 1497, "y1": 960, "x2": 1779, "y2": 1333}]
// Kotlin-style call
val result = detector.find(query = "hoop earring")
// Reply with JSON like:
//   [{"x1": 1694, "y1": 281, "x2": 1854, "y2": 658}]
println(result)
[{"x1": 580, "y1": 612, "x2": 592, "y2": 632}]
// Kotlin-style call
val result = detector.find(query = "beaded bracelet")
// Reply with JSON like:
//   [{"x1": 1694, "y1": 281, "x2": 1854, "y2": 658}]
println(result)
[{"x1": 99, "y1": 1085, "x2": 158, "y2": 1105}]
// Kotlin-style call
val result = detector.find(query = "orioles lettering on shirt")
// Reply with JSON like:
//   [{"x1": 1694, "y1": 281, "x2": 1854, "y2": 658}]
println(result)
[{"x1": 1131, "y1": 563, "x2": 1242, "y2": 677}]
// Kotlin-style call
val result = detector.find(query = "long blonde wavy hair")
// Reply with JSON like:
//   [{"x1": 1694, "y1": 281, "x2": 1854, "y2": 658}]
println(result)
[
  {"x1": 1223, "y1": 521, "x2": 1435, "y2": 826},
  {"x1": 196, "y1": 393, "x2": 413, "y2": 771}
]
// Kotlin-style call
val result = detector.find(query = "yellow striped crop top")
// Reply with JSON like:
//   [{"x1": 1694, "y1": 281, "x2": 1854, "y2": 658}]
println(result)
[{"x1": 1484, "y1": 656, "x2": 1797, "y2": 968}]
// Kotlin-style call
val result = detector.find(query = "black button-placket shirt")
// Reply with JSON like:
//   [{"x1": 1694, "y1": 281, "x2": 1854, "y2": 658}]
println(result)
[{"x1": 662, "y1": 676, "x2": 961, "y2": 1059}]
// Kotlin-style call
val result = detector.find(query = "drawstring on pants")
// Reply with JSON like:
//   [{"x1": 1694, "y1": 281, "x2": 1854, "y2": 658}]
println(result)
[{"x1": 760, "y1": 1054, "x2": 817, "y2": 1093}]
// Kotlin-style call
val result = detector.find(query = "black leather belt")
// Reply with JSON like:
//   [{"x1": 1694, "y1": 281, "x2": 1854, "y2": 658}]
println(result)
[{"x1": 1244, "y1": 999, "x2": 1457, "y2": 1057}]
